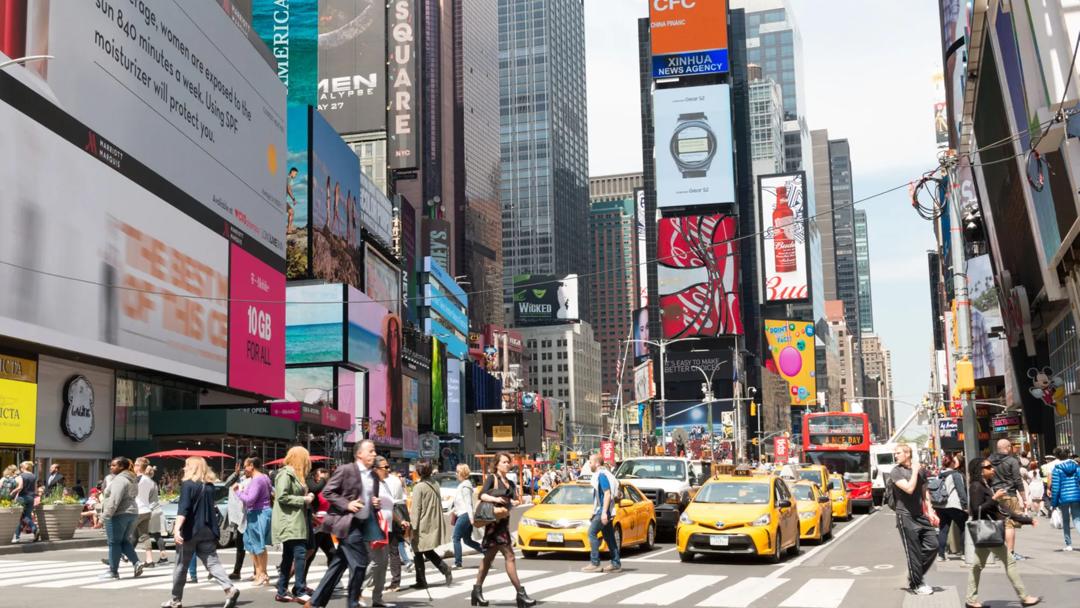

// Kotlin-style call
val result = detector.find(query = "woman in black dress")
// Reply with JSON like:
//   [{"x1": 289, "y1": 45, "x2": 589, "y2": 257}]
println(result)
[{"x1": 472, "y1": 453, "x2": 535, "y2": 608}]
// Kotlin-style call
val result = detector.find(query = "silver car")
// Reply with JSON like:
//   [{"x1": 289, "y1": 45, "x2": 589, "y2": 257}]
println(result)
[{"x1": 161, "y1": 483, "x2": 235, "y2": 548}]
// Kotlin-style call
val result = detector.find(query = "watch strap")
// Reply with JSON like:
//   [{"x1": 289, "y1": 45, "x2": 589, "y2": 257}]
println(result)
[
  {"x1": 677, "y1": 112, "x2": 707, "y2": 121},
  {"x1": 682, "y1": 170, "x2": 707, "y2": 178}
]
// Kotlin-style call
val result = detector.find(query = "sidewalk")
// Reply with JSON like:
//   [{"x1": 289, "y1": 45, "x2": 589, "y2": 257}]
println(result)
[{"x1": 0, "y1": 527, "x2": 106, "y2": 556}]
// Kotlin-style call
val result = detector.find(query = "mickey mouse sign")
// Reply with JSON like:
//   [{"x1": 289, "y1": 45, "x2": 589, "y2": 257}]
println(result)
[
  {"x1": 1028, "y1": 367, "x2": 1067, "y2": 417},
  {"x1": 61, "y1": 375, "x2": 95, "y2": 442}
]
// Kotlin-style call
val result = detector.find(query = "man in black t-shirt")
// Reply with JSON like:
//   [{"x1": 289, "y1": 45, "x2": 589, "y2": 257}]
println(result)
[{"x1": 889, "y1": 445, "x2": 940, "y2": 596}]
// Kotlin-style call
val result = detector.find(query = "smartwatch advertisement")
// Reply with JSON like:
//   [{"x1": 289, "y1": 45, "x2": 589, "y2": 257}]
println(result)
[{"x1": 654, "y1": 84, "x2": 736, "y2": 209}]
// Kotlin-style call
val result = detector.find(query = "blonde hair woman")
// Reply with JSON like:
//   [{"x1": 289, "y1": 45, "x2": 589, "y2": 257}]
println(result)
[
  {"x1": 452, "y1": 463, "x2": 482, "y2": 568},
  {"x1": 162, "y1": 457, "x2": 238, "y2": 608},
  {"x1": 272, "y1": 446, "x2": 314, "y2": 603}
]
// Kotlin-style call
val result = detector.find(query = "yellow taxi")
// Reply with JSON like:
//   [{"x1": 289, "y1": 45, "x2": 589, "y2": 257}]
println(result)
[
  {"x1": 676, "y1": 470, "x2": 800, "y2": 563},
  {"x1": 797, "y1": 465, "x2": 831, "y2": 494},
  {"x1": 517, "y1": 481, "x2": 656, "y2": 558},
  {"x1": 793, "y1": 480, "x2": 833, "y2": 542},
  {"x1": 829, "y1": 473, "x2": 852, "y2": 520}
]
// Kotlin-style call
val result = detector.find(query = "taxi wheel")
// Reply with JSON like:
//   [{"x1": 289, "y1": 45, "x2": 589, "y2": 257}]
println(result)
[
  {"x1": 679, "y1": 550, "x2": 695, "y2": 563},
  {"x1": 612, "y1": 525, "x2": 623, "y2": 551},
  {"x1": 521, "y1": 550, "x2": 538, "y2": 559},
  {"x1": 642, "y1": 522, "x2": 656, "y2": 551},
  {"x1": 768, "y1": 530, "x2": 782, "y2": 563}
]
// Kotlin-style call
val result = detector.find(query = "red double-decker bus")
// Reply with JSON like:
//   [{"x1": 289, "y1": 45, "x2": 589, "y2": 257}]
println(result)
[{"x1": 802, "y1": 412, "x2": 873, "y2": 509}]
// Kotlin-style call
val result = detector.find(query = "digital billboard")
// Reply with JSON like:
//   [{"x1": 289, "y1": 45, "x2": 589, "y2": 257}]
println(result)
[
  {"x1": 633, "y1": 361, "x2": 656, "y2": 404},
  {"x1": 447, "y1": 357, "x2": 462, "y2": 435},
  {"x1": 366, "y1": 245, "x2": 402, "y2": 313},
  {"x1": 764, "y1": 320, "x2": 817, "y2": 406},
  {"x1": 311, "y1": 110, "x2": 364, "y2": 285},
  {"x1": 760, "y1": 173, "x2": 810, "y2": 302},
  {"x1": 633, "y1": 308, "x2": 650, "y2": 361},
  {"x1": 650, "y1": 0, "x2": 729, "y2": 78},
  {"x1": 513, "y1": 275, "x2": 580, "y2": 327},
  {"x1": 635, "y1": 188, "x2": 649, "y2": 308},
  {"x1": 337, "y1": 367, "x2": 365, "y2": 443},
  {"x1": 347, "y1": 287, "x2": 402, "y2": 448},
  {"x1": 402, "y1": 375, "x2": 420, "y2": 456},
  {"x1": 360, "y1": 171, "x2": 394, "y2": 247},
  {"x1": 284, "y1": 366, "x2": 335, "y2": 406},
  {"x1": 432, "y1": 338, "x2": 447, "y2": 434},
  {"x1": 253, "y1": 0, "x2": 319, "y2": 106},
  {"x1": 658, "y1": 215, "x2": 743, "y2": 338},
  {"x1": 286, "y1": 284, "x2": 344, "y2": 365},
  {"x1": 388, "y1": 0, "x2": 419, "y2": 169},
  {"x1": 317, "y1": 0, "x2": 386, "y2": 134},
  {"x1": 23, "y1": 0, "x2": 288, "y2": 257},
  {"x1": 968, "y1": 255, "x2": 1007, "y2": 379},
  {"x1": 654, "y1": 84, "x2": 735, "y2": 208},
  {"x1": 229, "y1": 244, "x2": 286, "y2": 398},
  {"x1": 286, "y1": 105, "x2": 312, "y2": 279}
]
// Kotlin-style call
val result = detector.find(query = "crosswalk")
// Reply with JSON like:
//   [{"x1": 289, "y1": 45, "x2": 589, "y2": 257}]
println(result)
[{"x1": 0, "y1": 558, "x2": 861, "y2": 607}]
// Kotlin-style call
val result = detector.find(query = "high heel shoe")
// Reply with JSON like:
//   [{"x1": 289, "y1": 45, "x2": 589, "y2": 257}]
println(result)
[
  {"x1": 516, "y1": 586, "x2": 536, "y2": 608},
  {"x1": 471, "y1": 585, "x2": 489, "y2": 607}
]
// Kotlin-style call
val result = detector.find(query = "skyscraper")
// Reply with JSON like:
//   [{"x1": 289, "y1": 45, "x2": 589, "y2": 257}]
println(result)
[
  {"x1": 854, "y1": 209, "x2": 874, "y2": 334},
  {"x1": 499, "y1": 0, "x2": 590, "y2": 322},
  {"x1": 828, "y1": 138, "x2": 862, "y2": 398},
  {"x1": 748, "y1": 67, "x2": 785, "y2": 177},
  {"x1": 812, "y1": 130, "x2": 837, "y2": 299},
  {"x1": 457, "y1": 0, "x2": 504, "y2": 327}
]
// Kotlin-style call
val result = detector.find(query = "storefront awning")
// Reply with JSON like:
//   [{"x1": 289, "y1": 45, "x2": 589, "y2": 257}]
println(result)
[{"x1": 150, "y1": 410, "x2": 295, "y2": 441}]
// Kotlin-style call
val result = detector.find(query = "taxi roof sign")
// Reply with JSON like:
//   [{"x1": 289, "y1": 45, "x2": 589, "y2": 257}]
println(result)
[{"x1": 733, "y1": 464, "x2": 754, "y2": 477}]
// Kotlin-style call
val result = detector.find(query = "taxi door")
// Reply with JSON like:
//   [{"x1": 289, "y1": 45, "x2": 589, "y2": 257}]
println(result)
[
  {"x1": 614, "y1": 483, "x2": 636, "y2": 543},
  {"x1": 775, "y1": 479, "x2": 799, "y2": 547}
]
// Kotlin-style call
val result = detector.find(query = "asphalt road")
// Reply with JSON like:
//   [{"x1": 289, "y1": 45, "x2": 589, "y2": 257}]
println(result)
[{"x1": 1, "y1": 507, "x2": 1076, "y2": 608}]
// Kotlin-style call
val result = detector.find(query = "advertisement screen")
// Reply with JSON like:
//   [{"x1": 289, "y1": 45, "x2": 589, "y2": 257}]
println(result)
[
  {"x1": 286, "y1": 105, "x2": 311, "y2": 279},
  {"x1": 968, "y1": 255, "x2": 1007, "y2": 379},
  {"x1": 765, "y1": 320, "x2": 817, "y2": 406},
  {"x1": 360, "y1": 171, "x2": 394, "y2": 247},
  {"x1": 229, "y1": 244, "x2": 286, "y2": 398},
  {"x1": 760, "y1": 173, "x2": 810, "y2": 302},
  {"x1": 253, "y1": 0, "x2": 318, "y2": 106},
  {"x1": 365, "y1": 245, "x2": 402, "y2": 313},
  {"x1": 0, "y1": 99, "x2": 231, "y2": 385},
  {"x1": 0, "y1": 377, "x2": 37, "y2": 446},
  {"x1": 310, "y1": 111, "x2": 364, "y2": 285},
  {"x1": 286, "y1": 284, "x2": 344, "y2": 365},
  {"x1": 658, "y1": 214, "x2": 742, "y2": 338},
  {"x1": 318, "y1": 0, "x2": 386, "y2": 134},
  {"x1": 388, "y1": 0, "x2": 419, "y2": 169},
  {"x1": 26, "y1": 0, "x2": 288, "y2": 257},
  {"x1": 402, "y1": 375, "x2": 419, "y2": 456},
  {"x1": 284, "y1": 366, "x2": 335, "y2": 406},
  {"x1": 513, "y1": 275, "x2": 580, "y2": 327},
  {"x1": 447, "y1": 357, "x2": 462, "y2": 435},
  {"x1": 633, "y1": 361, "x2": 655, "y2": 404},
  {"x1": 347, "y1": 287, "x2": 402, "y2": 447},
  {"x1": 432, "y1": 339, "x2": 447, "y2": 433},
  {"x1": 650, "y1": 0, "x2": 729, "y2": 78},
  {"x1": 337, "y1": 367, "x2": 364, "y2": 443},
  {"x1": 654, "y1": 85, "x2": 735, "y2": 208},
  {"x1": 635, "y1": 188, "x2": 648, "y2": 308},
  {"x1": 633, "y1": 308, "x2": 650, "y2": 361}
]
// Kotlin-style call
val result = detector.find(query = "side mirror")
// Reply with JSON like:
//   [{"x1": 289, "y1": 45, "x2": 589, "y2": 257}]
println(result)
[
  {"x1": 827, "y1": 481, "x2": 835, "y2": 490},
  {"x1": 619, "y1": 499, "x2": 634, "y2": 508},
  {"x1": 819, "y1": 496, "x2": 831, "y2": 503},
  {"x1": 777, "y1": 499, "x2": 792, "y2": 509}
]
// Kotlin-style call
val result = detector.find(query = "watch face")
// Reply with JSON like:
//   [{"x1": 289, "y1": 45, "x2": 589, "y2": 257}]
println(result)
[{"x1": 674, "y1": 125, "x2": 713, "y2": 162}]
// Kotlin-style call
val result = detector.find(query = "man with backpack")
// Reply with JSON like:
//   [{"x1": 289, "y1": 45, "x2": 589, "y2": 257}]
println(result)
[
  {"x1": 582, "y1": 453, "x2": 621, "y2": 574},
  {"x1": 990, "y1": 438, "x2": 1029, "y2": 560},
  {"x1": 930, "y1": 455, "x2": 968, "y2": 561},
  {"x1": 887, "y1": 444, "x2": 940, "y2": 596}
]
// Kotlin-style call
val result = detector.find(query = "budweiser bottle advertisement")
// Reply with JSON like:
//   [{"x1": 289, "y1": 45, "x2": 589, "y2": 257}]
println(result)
[{"x1": 772, "y1": 186, "x2": 797, "y2": 273}]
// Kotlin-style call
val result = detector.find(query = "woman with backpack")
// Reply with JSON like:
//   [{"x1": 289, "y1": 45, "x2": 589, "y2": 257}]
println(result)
[
  {"x1": 1050, "y1": 449, "x2": 1080, "y2": 550},
  {"x1": 934, "y1": 455, "x2": 969, "y2": 562}
]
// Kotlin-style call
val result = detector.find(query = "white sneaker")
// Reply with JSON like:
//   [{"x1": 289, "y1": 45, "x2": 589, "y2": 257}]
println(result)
[
  {"x1": 1064, "y1": 545, "x2": 1074, "y2": 552},
  {"x1": 913, "y1": 585, "x2": 934, "y2": 596}
]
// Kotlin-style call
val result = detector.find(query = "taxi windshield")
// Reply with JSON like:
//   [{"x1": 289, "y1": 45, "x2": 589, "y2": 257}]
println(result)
[
  {"x1": 694, "y1": 482, "x2": 770, "y2": 504},
  {"x1": 615, "y1": 459, "x2": 686, "y2": 481},
  {"x1": 541, "y1": 485, "x2": 594, "y2": 505},
  {"x1": 798, "y1": 469, "x2": 824, "y2": 488},
  {"x1": 793, "y1": 485, "x2": 816, "y2": 501}
]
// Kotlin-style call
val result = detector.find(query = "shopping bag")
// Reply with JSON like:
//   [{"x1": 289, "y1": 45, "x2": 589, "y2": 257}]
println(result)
[{"x1": 1052, "y1": 507, "x2": 1064, "y2": 530}]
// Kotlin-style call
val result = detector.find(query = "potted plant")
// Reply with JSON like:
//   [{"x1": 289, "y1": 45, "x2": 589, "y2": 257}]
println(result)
[
  {"x1": 0, "y1": 497, "x2": 20, "y2": 545},
  {"x1": 36, "y1": 489, "x2": 82, "y2": 541}
]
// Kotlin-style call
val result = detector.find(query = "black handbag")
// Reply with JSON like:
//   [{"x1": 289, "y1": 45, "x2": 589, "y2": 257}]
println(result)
[
  {"x1": 473, "y1": 501, "x2": 497, "y2": 528},
  {"x1": 967, "y1": 518, "x2": 1005, "y2": 547}
]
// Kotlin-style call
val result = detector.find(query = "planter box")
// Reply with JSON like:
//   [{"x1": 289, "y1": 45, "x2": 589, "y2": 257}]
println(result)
[
  {"x1": 36, "y1": 504, "x2": 83, "y2": 541},
  {"x1": 0, "y1": 508, "x2": 20, "y2": 545}
]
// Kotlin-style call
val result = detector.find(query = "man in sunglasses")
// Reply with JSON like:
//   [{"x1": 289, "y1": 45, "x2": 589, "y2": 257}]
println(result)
[{"x1": 889, "y1": 444, "x2": 941, "y2": 596}]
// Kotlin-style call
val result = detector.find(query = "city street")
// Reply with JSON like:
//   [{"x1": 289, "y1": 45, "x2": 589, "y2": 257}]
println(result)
[{"x1": 2, "y1": 509, "x2": 1075, "y2": 608}]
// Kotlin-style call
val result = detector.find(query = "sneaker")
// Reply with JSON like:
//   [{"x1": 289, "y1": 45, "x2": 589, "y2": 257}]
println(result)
[
  {"x1": 133, "y1": 562, "x2": 145, "y2": 578},
  {"x1": 189, "y1": 576, "x2": 198, "y2": 584},
  {"x1": 98, "y1": 571, "x2": 120, "y2": 580},
  {"x1": 580, "y1": 564, "x2": 603, "y2": 573},
  {"x1": 223, "y1": 588, "x2": 240, "y2": 608},
  {"x1": 158, "y1": 557, "x2": 171, "y2": 565},
  {"x1": 161, "y1": 600, "x2": 182, "y2": 608},
  {"x1": 602, "y1": 564, "x2": 622, "y2": 573},
  {"x1": 452, "y1": 564, "x2": 463, "y2": 570},
  {"x1": 1065, "y1": 546, "x2": 1074, "y2": 552},
  {"x1": 1012, "y1": 552, "x2": 1028, "y2": 561},
  {"x1": 936, "y1": 555, "x2": 946, "y2": 563},
  {"x1": 145, "y1": 561, "x2": 156, "y2": 569},
  {"x1": 228, "y1": 572, "x2": 242, "y2": 581},
  {"x1": 913, "y1": 585, "x2": 934, "y2": 596},
  {"x1": 275, "y1": 594, "x2": 294, "y2": 603},
  {"x1": 294, "y1": 593, "x2": 312, "y2": 603}
]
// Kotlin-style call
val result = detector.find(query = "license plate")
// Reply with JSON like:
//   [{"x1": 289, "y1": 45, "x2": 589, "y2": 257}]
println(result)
[
  {"x1": 546, "y1": 533, "x2": 564, "y2": 543},
  {"x1": 709, "y1": 535, "x2": 729, "y2": 547}
]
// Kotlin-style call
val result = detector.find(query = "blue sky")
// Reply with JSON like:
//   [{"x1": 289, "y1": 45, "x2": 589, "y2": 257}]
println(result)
[{"x1": 584, "y1": 0, "x2": 944, "y2": 421}]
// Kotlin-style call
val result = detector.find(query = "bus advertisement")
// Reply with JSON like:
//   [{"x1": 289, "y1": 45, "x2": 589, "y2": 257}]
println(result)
[{"x1": 802, "y1": 412, "x2": 873, "y2": 509}]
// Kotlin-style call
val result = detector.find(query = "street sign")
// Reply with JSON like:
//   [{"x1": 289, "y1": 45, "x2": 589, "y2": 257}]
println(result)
[
  {"x1": 774, "y1": 436, "x2": 790, "y2": 461},
  {"x1": 419, "y1": 433, "x2": 440, "y2": 458},
  {"x1": 600, "y1": 440, "x2": 616, "y2": 465}
]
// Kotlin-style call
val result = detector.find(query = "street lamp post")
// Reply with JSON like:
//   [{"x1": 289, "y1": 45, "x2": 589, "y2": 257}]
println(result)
[
  {"x1": 692, "y1": 362, "x2": 726, "y2": 462},
  {"x1": 621, "y1": 337, "x2": 702, "y2": 455}
]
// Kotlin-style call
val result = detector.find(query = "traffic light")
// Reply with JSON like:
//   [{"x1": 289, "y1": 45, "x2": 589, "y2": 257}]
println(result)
[
  {"x1": 750, "y1": 437, "x2": 760, "y2": 446},
  {"x1": 749, "y1": 401, "x2": 757, "y2": 416},
  {"x1": 955, "y1": 358, "x2": 975, "y2": 393}
]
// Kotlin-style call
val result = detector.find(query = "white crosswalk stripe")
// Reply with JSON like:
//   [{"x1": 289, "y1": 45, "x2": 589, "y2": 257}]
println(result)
[{"x1": 0, "y1": 559, "x2": 859, "y2": 607}]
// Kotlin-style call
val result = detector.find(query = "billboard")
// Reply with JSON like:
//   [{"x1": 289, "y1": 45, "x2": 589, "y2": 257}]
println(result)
[
  {"x1": 513, "y1": 275, "x2": 580, "y2": 327},
  {"x1": 347, "y1": 287, "x2": 402, "y2": 447},
  {"x1": 284, "y1": 366, "x2": 335, "y2": 406},
  {"x1": 402, "y1": 375, "x2": 420, "y2": 456},
  {"x1": 311, "y1": 110, "x2": 364, "y2": 285},
  {"x1": 365, "y1": 245, "x2": 402, "y2": 313},
  {"x1": 764, "y1": 320, "x2": 817, "y2": 406},
  {"x1": 968, "y1": 255, "x2": 1007, "y2": 379},
  {"x1": 286, "y1": 105, "x2": 312, "y2": 279},
  {"x1": 654, "y1": 85, "x2": 735, "y2": 208},
  {"x1": 650, "y1": 0, "x2": 729, "y2": 78},
  {"x1": 317, "y1": 0, "x2": 386, "y2": 134},
  {"x1": 658, "y1": 214, "x2": 743, "y2": 338},
  {"x1": 286, "y1": 284, "x2": 344, "y2": 365},
  {"x1": 337, "y1": 367, "x2": 365, "y2": 443},
  {"x1": 388, "y1": 0, "x2": 419, "y2": 169},
  {"x1": 23, "y1": 0, "x2": 288, "y2": 257},
  {"x1": 447, "y1": 357, "x2": 462, "y2": 435},
  {"x1": 760, "y1": 173, "x2": 810, "y2": 302},
  {"x1": 360, "y1": 171, "x2": 394, "y2": 247},
  {"x1": 423, "y1": 218, "x2": 452, "y2": 274},
  {"x1": 432, "y1": 338, "x2": 447, "y2": 433},
  {"x1": 633, "y1": 360, "x2": 656, "y2": 404},
  {"x1": 253, "y1": 0, "x2": 319, "y2": 106},
  {"x1": 635, "y1": 188, "x2": 649, "y2": 307},
  {"x1": 633, "y1": 308, "x2": 650, "y2": 361},
  {"x1": 229, "y1": 244, "x2": 286, "y2": 398}
]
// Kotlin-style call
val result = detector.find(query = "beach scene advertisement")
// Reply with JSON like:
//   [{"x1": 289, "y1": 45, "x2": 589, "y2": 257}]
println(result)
[
  {"x1": 310, "y1": 110, "x2": 364, "y2": 285},
  {"x1": 286, "y1": 284, "x2": 344, "y2": 365},
  {"x1": 348, "y1": 286, "x2": 402, "y2": 448},
  {"x1": 253, "y1": 0, "x2": 318, "y2": 105}
]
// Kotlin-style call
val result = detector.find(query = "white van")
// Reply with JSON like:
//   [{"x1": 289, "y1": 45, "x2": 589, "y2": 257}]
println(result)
[{"x1": 870, "y1": 443, "x2": 896, "y2": 505}]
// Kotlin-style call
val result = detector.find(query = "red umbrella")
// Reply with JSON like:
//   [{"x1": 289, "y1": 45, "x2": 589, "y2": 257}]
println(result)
[
  {"x1": 266, "y1": 455, "x2": 330, "y2": 467},
  {"x1": 141, "y1": 449, "x2": 234, "y2": 460}
]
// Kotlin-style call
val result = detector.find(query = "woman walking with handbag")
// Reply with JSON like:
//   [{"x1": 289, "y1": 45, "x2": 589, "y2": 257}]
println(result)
[
  {"x1": 233, "y1": 457, "x2": 272, "y2": 586},
  {"x1": 965, "y1": 458, "x2": 1041, "y2": 608},
  {"x1": 472, "y1": 453, "x2": 535, "y2": 608},
  {"x1": 409, "y1": 459, "x2": 453, "y2": 590},
  {"x1": 272, "y1": 446, "x2": 314, "y2": 603},
  {"x1": 452, "y1": 464, "x2": 483, "y2": 569}
]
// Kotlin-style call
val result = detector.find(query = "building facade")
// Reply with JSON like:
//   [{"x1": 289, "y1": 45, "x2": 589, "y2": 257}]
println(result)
[
  {"x1": 860, "y1": 333, "x2": 894, "y2": 439},
  {"x1": 521, "y1": 322, "x2": 603, "y2": 451},
  {"x1": 854, "y1": 209, "x2": 874, "y2": 334},
  {"x1": 812, "y1": 130, "x2": 837, "y2": 299},
  {"x1": 826, "y1": 300, "x2": 858, "y2": 409},
  {"x1": 749, "y1": 67, "x2": 785, "y2": 177},
  {"x1": 499, "y1": 0, "x2": 591, "y2": 322},
  {"x1": 589, "y1": 172, "x2": 643, "y2": 201}
]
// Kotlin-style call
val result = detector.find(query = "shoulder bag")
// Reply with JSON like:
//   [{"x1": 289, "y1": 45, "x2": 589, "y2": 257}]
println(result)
[{"x1": 967, "y1": 493, "x2": 1005, "y2": 548}]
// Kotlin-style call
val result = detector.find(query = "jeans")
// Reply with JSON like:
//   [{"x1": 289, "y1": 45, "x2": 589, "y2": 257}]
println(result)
[
  {"x1": 188, "y1": 553, "x2": 197, "y2": 579},
  {"x1": 171, "y1": 527, "x2": 233, "y2": 601},
  {"x1": 105, "y1": 514, "x2": 141, "y2": 574},
  {"x1": 936, "y1": 507, "x2": 967, "y2": 557},
  {"x1": 588, "y1": 513, "x2": 620, "y2": 568},
  {"x1": 367, "y1": 542, "x2": 389, "y2": 602},
  {"x1": 896, "y1": 514, "x2": 938, "y2": 589},
  {"x1": 1059, "y1": 502, "x2": 1080, "y2": 546},
  {"x1": 15, "y1": 496, "x2": 35, "y2": 539},
  {"x1": 310, "y1": 522, "x2": 370, "y2": 608},
  {"x1": 453, "y1": 515, "x2": 482, "y2": 566},
  {"x1": 966, "y1": 543, "x2": 1027, "y2": 603},
  {"x1": 277, "y1": 539, "x2": 308, "y2": 597},
  {"x1": 399, "y1": 540, "x2": 412, "y2": 565}
]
